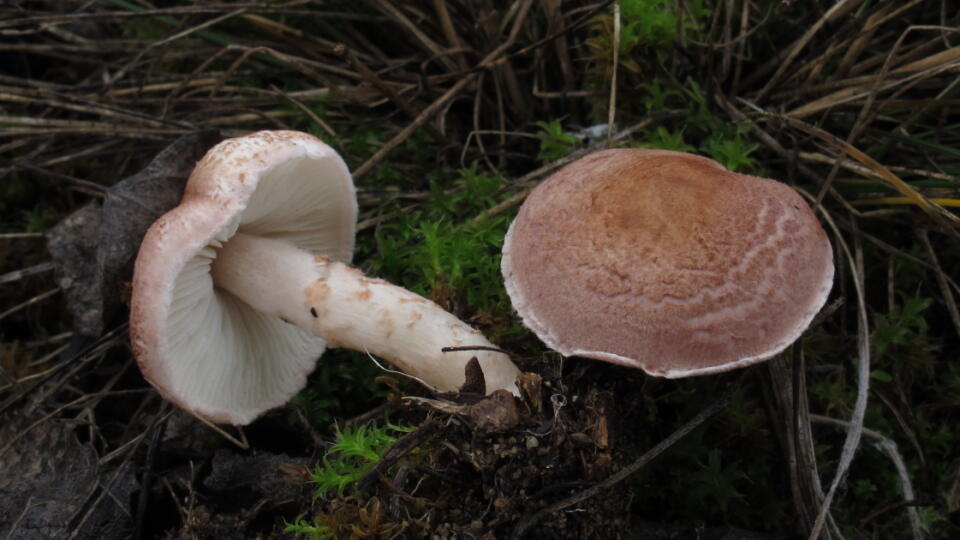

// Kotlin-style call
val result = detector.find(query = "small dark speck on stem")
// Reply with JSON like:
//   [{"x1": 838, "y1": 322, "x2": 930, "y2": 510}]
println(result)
[{"x1": 310, "y1": 307, "x2": 318, "y2": 318}]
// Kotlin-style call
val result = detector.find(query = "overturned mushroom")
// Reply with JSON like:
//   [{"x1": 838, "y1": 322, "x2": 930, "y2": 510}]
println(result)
[
  {"x1": 501, "y1": 149, "x2": 834, "y2": 378},
  {"x1": 131, "y1": 131, "x2": 519, "y2": 425}
]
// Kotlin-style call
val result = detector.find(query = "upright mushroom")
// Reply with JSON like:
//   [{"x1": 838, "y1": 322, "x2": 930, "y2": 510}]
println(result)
[
  {"x1": 501, "y1": 149, "x2": 833, "y2": 377},
  {"x1": 131, "y1": 130, "x2": 519, "y2": 425}
]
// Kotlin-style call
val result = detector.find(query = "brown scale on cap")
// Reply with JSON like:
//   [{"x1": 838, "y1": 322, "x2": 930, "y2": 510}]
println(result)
[{"x1": 501, "y1": 149, "x2": 834, "y2": 378}]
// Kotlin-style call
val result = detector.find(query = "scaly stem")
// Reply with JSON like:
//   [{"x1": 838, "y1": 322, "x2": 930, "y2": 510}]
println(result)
[{"x1": 210, "y1": 233, "x2": 519, "y2": 393}]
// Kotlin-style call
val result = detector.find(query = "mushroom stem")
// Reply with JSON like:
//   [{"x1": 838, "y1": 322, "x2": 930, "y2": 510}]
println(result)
[{"x1": 210, "y1": 233, "x2": 519, "y2": 394}]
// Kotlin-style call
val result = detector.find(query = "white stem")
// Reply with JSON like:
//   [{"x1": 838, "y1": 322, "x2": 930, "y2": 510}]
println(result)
[{"x1": 210, "y1": 233, "x2": 519, "y2": 394}]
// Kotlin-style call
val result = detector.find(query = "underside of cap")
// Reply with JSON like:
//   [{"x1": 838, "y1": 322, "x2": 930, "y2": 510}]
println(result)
[
  {"x1": 501, "y1": 149, "x2": 834, "y2": 378},
  {"x1": 131, "y1": 131, "x2": 357, "y2": 424},
  {"x1": 187, "y1": 130, "x2": 357, "y2": 263}
]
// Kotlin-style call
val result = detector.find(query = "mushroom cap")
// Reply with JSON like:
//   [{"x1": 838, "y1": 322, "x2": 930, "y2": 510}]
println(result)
[
  {"x1": 130, "y1": 130, "x2": 357, "y2": 424},
  {"x1": 501, "y1": 149, "x2": 834, "y2": 378}
]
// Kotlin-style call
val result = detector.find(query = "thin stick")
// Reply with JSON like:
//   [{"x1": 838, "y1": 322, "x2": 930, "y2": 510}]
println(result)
[
  {"x1": 0, "y1": 288, "x2": 60, "y2": 320},
  {"x1": 186, "y1": 409, "x2": 249, "y2": 449},
  {"x1": 432, "y1": 0, "x2": 469, "y2": 71},
  {"x1": 0, "y1": 262, "x2": 55, "y2": 284},
  {"x1": 14, "y1": 344, "x2": 69, "y2": 383},
  {"x1": 0, "y1": 232, "x2": 44, "y2": 239},
  {"x1": 441, "y1": 345, "x2": 511, "y2": 355},
  {"x1": 272, "y1": 88, "x2": 335, "y2": 136},
  {"x1": 356, "y1": 418, "x2": 439, "y2": 492},
  {"x1": 0, "y1": 325, "x2": 128, "y2": 416},
  {"x1": 0, "y1": 388, "x2": 150, "y2": 458},
  {"x1": 12, "y1": 162, "x2": 108, "y2": 194},
  {"x1": 335, "y1": 43, "x2": 448, "y2": 145},
  {"x1": 353, "y1": 74, "x2": 477, "y2": 180}
]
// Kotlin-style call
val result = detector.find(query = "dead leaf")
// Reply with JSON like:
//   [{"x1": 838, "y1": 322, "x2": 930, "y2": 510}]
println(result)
[{"x1": 0, "y1": 414, "x2": 137, "y2": 539}]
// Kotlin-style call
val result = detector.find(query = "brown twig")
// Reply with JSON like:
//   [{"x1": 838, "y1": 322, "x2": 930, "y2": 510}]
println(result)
[
  {"x1": 356, "y1": 418, "x2": 439, "y2": 492},
  {"x1": 334, "y1": 43, "x2": 449, "y2": 146},
  {"x1": 0, "y1": 261, "x2": 55, "y2": 285}
]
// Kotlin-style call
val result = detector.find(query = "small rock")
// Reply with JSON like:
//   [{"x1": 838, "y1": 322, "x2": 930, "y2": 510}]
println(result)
[{"x1": 467, "y1": 389, "x2": 520, "y2": 433}]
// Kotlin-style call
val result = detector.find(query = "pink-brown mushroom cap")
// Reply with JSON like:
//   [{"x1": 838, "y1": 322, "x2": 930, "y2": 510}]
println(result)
[
  {"x1": 131, "y1": 131, "x2": 356, "y2": 424},
  {"x1": 501, "y1": 149, "x2": 834, "y2": 378}
]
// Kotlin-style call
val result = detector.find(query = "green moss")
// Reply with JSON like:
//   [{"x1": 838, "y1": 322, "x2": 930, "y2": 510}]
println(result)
[
  {"x1": 366, "y1": 165, "x2": 515, "y2": 319},
  {"x1": 310, "y1": 422, "x2": 412, "y2": 498},
  {"x1": 534, "y1": 119, "x2": 581, "y2": 163}
]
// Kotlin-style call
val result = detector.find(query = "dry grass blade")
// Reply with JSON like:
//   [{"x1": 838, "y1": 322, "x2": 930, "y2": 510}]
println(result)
[
  {"x1": 432, "y1": 0, "x2": 470, "y2": 72},
  {"x1": 811, "y1": 414, "x2": 922, "y2": 540},
  {"x1": 374, "y1": 0, "x2": 459, "y2": 73},
  {"x1": 0, "y1": 262, "x2": 55, "y2": 284},
  {"x1": 0, "y1": 288, "x2": 60, "y2": 321},
  {"x1": 185, "y1": 409, "x2": 250, "y2": 450},
  {"x1": 744, "y1": 103, "x2": 960, "y2": 237},
  {"x1": 808, "y1": 215, "x2": 872, "y2": 540},
  {"x1": 355, "y1": 0, "x2": 537, "y2": 179},
  {"x1": 754, "y1": 0, "x2": 864, "y2": 101},
  {"x1": 764, "y1": 352, "x2": 831, "y2": 536},
  {"x1": 606, "y1": 0, "x2": 620, "y2": 138},
  {"x1": 851, "y1": 196, "x2": 960, "y2": 208},
  {"x1": 917, "y1": 229, "x2": 960, "y2": 339},
  {"x1": 797, "y1": 151, "x2": 960, "y2": 183},
  {"x1": 787, "y1": 31, "x2": 960, "y2": 119},
  {"x1": 353, "y1": 74, "x2": 478, "y2": 180},
  {"x1": 0, "y1": 232, "x2": 44, "y2": 239},
  {"x1": 334, "y1": 43, "x2": 449, "y2": 145},
  {"x1": 0, "y1": 325, "x2": 127, "y2": 416},
  {"x1": 0, "y1": 388, "x2": 148, "y2": 459}
]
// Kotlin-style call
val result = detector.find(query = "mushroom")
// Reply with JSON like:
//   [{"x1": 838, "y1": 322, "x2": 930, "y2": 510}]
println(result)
[
  {"x1": 131, "y1": 130, "x2": 519, "y2": 425},
  {"x1": 500, "y1": 149, "x2": 833, "y2": 377}
]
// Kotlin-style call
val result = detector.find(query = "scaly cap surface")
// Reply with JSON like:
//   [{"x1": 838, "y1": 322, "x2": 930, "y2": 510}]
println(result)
[{"x1": 501, "y1": 149, "x2": 834, "y2": 377}]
